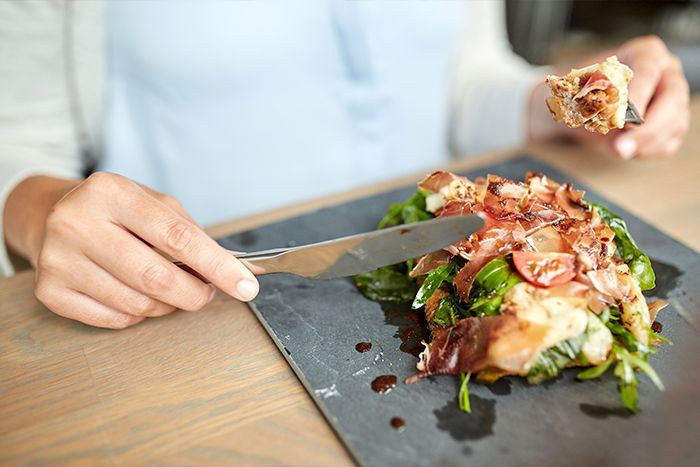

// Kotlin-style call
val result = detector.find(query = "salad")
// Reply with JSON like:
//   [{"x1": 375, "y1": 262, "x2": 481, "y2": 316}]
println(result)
[{"x1": 354, "y1": 171, "x2": 668, "y2": 413}]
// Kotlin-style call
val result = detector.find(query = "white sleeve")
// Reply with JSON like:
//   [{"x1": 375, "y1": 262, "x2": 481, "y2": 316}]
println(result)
[
  {"x1": 0, "y1": 1, "x2": 85, "y2": 277},
  {"x1": 449, "y1": 0, "x2": 548, "y2": 156}
]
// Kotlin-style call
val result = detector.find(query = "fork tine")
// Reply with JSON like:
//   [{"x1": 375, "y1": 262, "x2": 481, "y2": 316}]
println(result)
[{"x1": 625, "y1": 102, "x2": 644, "y2": 124}]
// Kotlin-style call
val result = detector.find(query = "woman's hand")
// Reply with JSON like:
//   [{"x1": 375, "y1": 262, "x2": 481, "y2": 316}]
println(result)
[
  {"x1": 4, "y1": 173, "x2": 259, "y2": 329},
  {"x1": 529, "y1": 35, "x2": 690, "y2": 160},
  {"x1": 610, "y1": 36, "x2": 690, "y2": 159}
]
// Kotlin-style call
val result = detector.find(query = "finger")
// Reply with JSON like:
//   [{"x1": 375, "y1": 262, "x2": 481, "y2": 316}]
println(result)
[
  {"x1": 613, "y1": 66, "x2": 689, "y2": 159},
  {"x1": 619, "y1": 36, "x2": 670, "y2": 116},
  {"x1": 111, "y1": 185, "x2": 259, "y2": 302},
  {"x1": 35, "y1": 283, "x2": 144, "y2": 329},
  {"x1": 82, "y1": 223, "x2": 217, "y2": 311},
  {"x1": 625, "y1": 58, "x2": 664, "y2": 117},
  {"x1": 138, "y1": 185, "x2": 200, "y2": 226},
  {"x1": 68, "y1": 258, "x2": 182, "y2": 318}
]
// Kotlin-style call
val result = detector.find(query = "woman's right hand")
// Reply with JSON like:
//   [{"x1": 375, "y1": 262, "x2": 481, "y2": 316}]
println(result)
[{"x1": 4, "y1": 172, "x2": 259, "y2": 329}]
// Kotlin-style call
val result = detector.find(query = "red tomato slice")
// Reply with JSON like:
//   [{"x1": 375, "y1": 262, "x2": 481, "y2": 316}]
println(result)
[{"x1": 512, "y1": 251, "x2": 576, "y2": 287}]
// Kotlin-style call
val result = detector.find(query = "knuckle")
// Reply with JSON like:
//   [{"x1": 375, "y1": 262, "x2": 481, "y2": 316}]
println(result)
[
  {"x1": 185, "y1": 289, "x2": 211, "y2": 312},
  {"x1": 161, "y1": 194, "x2": 183, "y2": 209},
  {"x1": 34, "y1": 276, "x2": 55, "y2": 305},
  {"x1": 206, "y1": 253, "x2": 230, "y2": 281},
  {"x1": 131, "y1": 294, "x2": 160, "y2": 317},
  {"x1": 162, "y1": 219, "x2": 194, "y2": 253},
  {"x1": 139, "y1": 263, "x2": 173, "y2": 294},
  {"x1": 664, "y1": 139, "x2": 682, "y2": 158},
  {"x1": 44, "y1": 204, "x2": 75, "y2": 235},
  {"x1": 84, "y1": 171, "x2": 117, "y2": 191},
  {"x1": 642, "y1": 34, "x2": 665, "y2": 51},
  {"x1": 36, "y1": 249, "x2": 60, "y2": 275},
  {"x1": 108, "y1": 314, "x2": 141, "y2": 330}
]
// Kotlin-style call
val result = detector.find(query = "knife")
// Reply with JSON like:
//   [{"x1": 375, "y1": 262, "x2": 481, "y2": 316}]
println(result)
[{"x1": 175, "y1": 215, "x2": 483, "y2": 280}]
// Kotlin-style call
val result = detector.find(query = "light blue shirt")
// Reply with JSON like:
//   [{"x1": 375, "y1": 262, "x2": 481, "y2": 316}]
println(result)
[{"x1": 101, "y1": 1, "x2": 464, "y2": 225}]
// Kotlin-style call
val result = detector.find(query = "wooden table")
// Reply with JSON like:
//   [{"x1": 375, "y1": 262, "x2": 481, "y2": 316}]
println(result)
[{"x1": 2, "y1": 97, "x2": 699, "y2": 466}]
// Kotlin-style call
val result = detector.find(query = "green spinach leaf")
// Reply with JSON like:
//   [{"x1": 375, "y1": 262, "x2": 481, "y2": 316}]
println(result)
[
  {"x1": 354, "y1": 265, "x2": 418, "y2": 303},
  {"x1": 466, "y1": 256, "x2": 522, "y2": 317},
  {"x1": 412, "y1": 262, "x2": 459, "y2": 309},
  {"x1": 432, "y1": 294, "x2": 460, "y2": 328},
  {"x1": 378, "y1": 190, "x2": 433, "y2": 229},
  {"x1": 526, "y1": 332, "x2": 587, "y2": 384},
  {"x1": 588, "y1": 201, "x2": 655, "y2": 290}
]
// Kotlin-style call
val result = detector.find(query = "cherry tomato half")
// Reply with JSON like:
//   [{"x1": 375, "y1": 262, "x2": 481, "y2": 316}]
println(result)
[{"x1": 511, "y1": 251, "x2": 576, "y2": 287}]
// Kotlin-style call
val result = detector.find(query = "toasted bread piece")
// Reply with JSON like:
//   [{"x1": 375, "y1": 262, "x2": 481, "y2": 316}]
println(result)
[{"x1": 545, "y1": 56, "x2": 633, "y2": 135}]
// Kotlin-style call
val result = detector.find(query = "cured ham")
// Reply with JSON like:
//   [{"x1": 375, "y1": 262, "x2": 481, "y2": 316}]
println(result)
[
  {"x1": 402, "y1": 171, "x2": 660, "y2": 392},
  {"x1": 357, "y1": 169, "x2": 664, "y2": 412},
  {"x1": 545, "y1": 56, "x2": 633, "y2": 134}
]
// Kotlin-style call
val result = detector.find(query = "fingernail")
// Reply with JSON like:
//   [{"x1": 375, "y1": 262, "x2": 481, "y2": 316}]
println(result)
[
  {"x1": 616, "y1": 137, "x2": 637, "y2": 160},
  {"x1": 206, "y1": 285, "x2": 217, "y2": 304},
  {"x1": 235, "y1": 279, "x2": 259, "y2": 302}
]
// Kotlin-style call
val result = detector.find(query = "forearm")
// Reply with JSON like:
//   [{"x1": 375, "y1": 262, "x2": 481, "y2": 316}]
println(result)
[{"x1": 3, "y1": 176, "x2": 81, "y2": 265}]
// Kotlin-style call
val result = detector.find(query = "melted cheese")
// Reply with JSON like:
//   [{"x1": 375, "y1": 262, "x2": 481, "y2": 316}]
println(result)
[{"x1": 491, "y1": 283, "x2": 589, "y2": 373}]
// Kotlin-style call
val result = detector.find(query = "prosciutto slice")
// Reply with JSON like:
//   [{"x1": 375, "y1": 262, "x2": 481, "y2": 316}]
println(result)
[
  {"x1": 574, "y1": 70, "x2": 614, "y2": 99},
  {"x1": 410, "y1": 250, "x2": 454, "y2": 277},
  {"x1": 406, "y1": 317, "x2": 502, "y2": 383}
]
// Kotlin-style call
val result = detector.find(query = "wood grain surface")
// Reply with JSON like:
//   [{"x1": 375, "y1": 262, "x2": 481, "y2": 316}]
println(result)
[{"x1": 1, "y1": 97, "x2": 698, "y2": 466}]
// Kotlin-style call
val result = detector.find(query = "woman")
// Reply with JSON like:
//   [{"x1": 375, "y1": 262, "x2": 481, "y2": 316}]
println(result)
[{"x1": 0, "y1": 0, "x2": 690, "y2": 328}]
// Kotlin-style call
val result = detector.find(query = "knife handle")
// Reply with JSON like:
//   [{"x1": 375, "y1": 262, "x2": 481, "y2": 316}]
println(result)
[{"x1": 173, "y1": 248, "x2": 292, "y2": 282}]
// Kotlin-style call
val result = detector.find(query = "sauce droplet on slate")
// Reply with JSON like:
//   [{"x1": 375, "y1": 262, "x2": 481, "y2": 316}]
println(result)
[
  {"x1": 371, "y1": 375, "x2": 397, "y2": 394},
  {"x1": 390, "y1": 417, "x2": 406, "y2": 430},
  {"x1": 355, "y1": 342, "x2": 372, "y2": 353}
]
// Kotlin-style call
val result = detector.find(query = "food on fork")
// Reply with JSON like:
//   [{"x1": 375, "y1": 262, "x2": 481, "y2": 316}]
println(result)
[
  {"x1": 545, "y1": 56, "x2": 633, "y2": 134},
  {"x1": 355, "y1": 171, "x2": 666, "y2": 413}
]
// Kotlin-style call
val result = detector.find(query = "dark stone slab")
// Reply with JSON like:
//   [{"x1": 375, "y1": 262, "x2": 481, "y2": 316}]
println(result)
[{"x1": 218, "y1": 155, "x2": 700, "y2": 467}]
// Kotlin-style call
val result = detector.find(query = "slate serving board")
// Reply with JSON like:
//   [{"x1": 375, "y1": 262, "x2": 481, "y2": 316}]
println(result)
[{"x1": 218, "y1": 156, "x2": 700, "y2": 467}]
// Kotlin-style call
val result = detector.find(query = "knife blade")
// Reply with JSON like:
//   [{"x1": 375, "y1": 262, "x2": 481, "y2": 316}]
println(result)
[{"x1": 175, "y1": 215, "x2": 483, "y2": 281}]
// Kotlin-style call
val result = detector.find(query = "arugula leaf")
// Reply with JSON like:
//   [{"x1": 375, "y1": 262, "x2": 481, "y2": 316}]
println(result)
[
  {"x1": 526, "y1": 332, "x2": 587, "y2": 384},
  {"x1": 606, "y1": 321, "x2": 641, "y2": 353},
  {"x1": 615, "y1": 345, "x2": 664, "y2": 391},
  {"x1": 618, "y1": 374, "x2": 639, "y2": 412},
  {"x1": 584, "y1": 307, "x2": 666, "y2": 411},
  {"x1": 588, "y1": 201, "x2": 655, "y2": 290},
  {"x1": 432, "y1": 294, "x2": 460, "y2": 328},
  {"x1": 576, "y1": 356, "x2": 614, "y2": 380},
  {"x1": 614, "y1": 352, "x2": 639, "y2": 412},
  {"x1": 649, "y1": 330, "x2": 671, "y2": 345},
  {"x1": 466, "y1": 257, "x2": 522, "y2": 317},
  {"x1": 378, "y1": 190, "x2": 433, "y2": 229},
  {"x1": 412, "y1": 262, "x2": 459, "y2": 310},
  {"x1": 601, "y1": 307, "x2": 651, "y2": 354},
  {"x1": 458, "y1": 372, "x2": 472, "y2": 414},
  {"x1": 354, "y1": 265, "x2": 418, "y2": 303}
]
